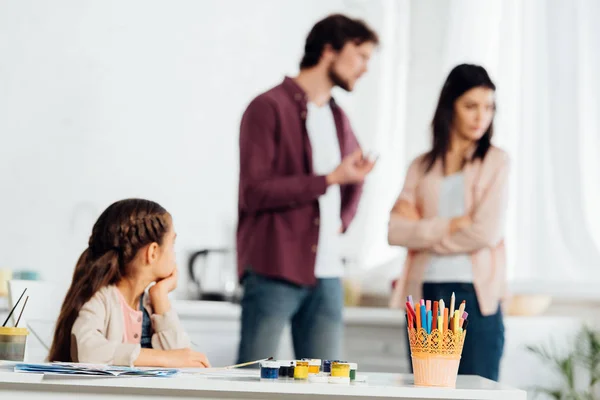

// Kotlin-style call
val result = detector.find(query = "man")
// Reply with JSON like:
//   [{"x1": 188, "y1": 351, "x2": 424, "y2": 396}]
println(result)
[{"x1": 236, "y1": 14, "x2": 379, "y2": 363}]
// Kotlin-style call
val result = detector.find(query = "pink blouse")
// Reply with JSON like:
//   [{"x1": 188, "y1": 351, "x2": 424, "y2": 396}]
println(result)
[{"x1": 115, "y1": 287, "x2": 143, "y2": 344}]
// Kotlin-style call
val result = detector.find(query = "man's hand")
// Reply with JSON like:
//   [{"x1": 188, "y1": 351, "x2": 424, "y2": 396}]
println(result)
[{"x1": 326, "y1": 150, "x2": 376, "y2": 185}]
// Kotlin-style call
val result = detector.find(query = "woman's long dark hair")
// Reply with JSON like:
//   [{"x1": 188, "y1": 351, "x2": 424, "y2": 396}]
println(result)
[
  {"x1": 423, "y1": 64, "x2": 496, "y2": 173},
  {"x1": 48, "y1": 199, "x2": 169, "y2": 362}
]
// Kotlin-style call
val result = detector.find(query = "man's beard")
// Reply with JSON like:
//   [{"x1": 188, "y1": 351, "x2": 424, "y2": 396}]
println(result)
[{"x1": 328, "y1": 64, "x2": 352, "y2": 92}]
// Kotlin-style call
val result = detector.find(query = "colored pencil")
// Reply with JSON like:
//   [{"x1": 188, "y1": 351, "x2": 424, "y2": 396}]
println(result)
[
  {"x1": 405, "y1": 301, "x2": 415, "y2": 329},
  {"x1": 458, "y1": 300, "x2": 466, "y2": 318},
  {"x1": 443, "y1": 308, "x2": 449, "y2": 331},
  {"x1": 426, "y1": 311, "x2": 432, "y2": 334},
  {"x1": 453, "y1": 310, "x2": 460, "y2": 333}
]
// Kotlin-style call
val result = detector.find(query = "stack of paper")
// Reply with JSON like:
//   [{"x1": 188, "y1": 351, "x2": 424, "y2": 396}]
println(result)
[{"x1": 14, "y1": 362, "x2": 178, "y2": 377}]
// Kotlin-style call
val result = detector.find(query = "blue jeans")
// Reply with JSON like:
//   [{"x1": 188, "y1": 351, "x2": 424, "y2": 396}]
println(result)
[
  {"x1": 237, "y1": 272, "x2": 343, "y2": 363},
  {"x1": 406, "y1": 283, "x2": 505, "y2": 381}
]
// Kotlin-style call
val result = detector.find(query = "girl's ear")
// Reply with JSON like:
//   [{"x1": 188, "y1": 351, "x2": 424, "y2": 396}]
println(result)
[{"x1": 145, "y1": 242, "x2": 160, "y2": 265}]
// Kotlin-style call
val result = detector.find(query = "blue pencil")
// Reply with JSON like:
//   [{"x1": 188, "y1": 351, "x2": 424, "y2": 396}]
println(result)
[
  {"x1": 427, "y1": 311, "x2": 432, "y2": 334},
  {"x1": 420, "y1": 304, "x2": 427, "y2": 331}
]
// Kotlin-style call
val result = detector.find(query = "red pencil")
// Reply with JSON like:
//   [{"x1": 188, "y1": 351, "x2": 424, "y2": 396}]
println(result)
[
  {"x1": 432, "y1": 301, "x2": 438, "y2": 330},
  {"x1": 405, "y1": 301, "x2": 416, "y2": 329}
]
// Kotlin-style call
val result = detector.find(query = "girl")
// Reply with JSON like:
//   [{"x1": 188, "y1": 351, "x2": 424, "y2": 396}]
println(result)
[
  {"x1": 388, "y1": 64, "x2": 509, "y2": 381},
  {"x1": 49, "y1": 198, "x2": 210, "y2": 367}
]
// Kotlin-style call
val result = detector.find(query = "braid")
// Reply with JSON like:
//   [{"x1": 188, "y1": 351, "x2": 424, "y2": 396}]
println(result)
[{"x1": 115, "y1": 213, "x2": 168, "y2": 260}]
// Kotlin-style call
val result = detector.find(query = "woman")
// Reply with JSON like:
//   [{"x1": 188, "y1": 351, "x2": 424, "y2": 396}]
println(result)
[{"x1": 388, "y1": 64, "x2": 509, "y2": 381}]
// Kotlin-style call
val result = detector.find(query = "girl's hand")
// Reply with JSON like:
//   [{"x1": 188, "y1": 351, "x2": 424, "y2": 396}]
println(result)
[
  {"x1": 163, "y1": 348, "x2": 211, "y2": 368},
  {"x1": 149, "y1": 267, "x2": 178, "y2": 315},
  {"x1": 152, "y1": 266, "x2": 178, "y2": 294},
  {"x1": 136, "y1": 348, "x2": 211, "y2": 368}
]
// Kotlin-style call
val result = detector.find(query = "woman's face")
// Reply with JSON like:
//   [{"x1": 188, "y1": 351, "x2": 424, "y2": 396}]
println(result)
[{"x1": 452, "y1": 87, "x2": 495, "y2": 141}]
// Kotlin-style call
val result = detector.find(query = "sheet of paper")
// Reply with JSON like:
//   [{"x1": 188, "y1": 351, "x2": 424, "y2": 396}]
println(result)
[{"x1": 14, "y1": 362, "x2": 178, "y2": 377}]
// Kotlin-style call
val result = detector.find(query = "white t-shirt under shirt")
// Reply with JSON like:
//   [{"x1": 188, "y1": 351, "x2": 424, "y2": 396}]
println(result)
[
  {"x1": 424, "y1": 172, "x2": 474, "y2": 283},
  {"x1": 305, "y1": 101, "x2": 344, "y2": 278}
]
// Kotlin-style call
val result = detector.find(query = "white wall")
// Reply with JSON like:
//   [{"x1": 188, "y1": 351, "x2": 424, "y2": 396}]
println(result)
[{"x1": 0, "y1": 0, "x2": 355, "y2": 290}]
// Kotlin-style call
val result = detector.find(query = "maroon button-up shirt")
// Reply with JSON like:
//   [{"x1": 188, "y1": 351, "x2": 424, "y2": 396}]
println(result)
[{"x1": 237, "y1": 77, "x2": 363, "y2": 286}]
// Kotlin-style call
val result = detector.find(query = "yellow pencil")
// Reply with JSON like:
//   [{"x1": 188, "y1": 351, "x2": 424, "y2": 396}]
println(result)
[{"x1": 453, "y1": 311, "x2": 460, "y2": 333}]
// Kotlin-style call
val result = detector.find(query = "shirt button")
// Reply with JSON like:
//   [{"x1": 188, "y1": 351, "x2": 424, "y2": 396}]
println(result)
[
  {"x1": 134, "y1": 333, "x2": 139, "y2": 339},
  {"x1": 314, "y1": 218, "x2": 320, "y2": 226},
  {"x1": 300, "y1": 111, "x2": 307, "y2": 119},
  {"x1": 311, "y1": 245, "x2": 317, "y2": 253},
  {"x1": 294, "y1": 93, "x2": 302, "y2": 101}
]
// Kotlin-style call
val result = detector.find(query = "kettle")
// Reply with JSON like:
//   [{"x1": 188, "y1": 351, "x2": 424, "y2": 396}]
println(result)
[{"x1": 187, "y1": 248, "x2": 239, "y2": 302}]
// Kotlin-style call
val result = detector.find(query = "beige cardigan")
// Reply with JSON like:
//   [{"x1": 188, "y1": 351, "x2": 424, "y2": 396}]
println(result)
[
  {"x1": 71, "y1": 285, "x2": 190, "y2": 366},
  {"x1": 388, "y1": 146, "x2": 510, "y2": 316}
]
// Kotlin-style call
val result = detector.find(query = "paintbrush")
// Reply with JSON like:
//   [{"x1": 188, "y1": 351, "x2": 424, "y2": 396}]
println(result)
[
  {"x1": 15, "y1": 296, "x2": 29, "y2": 327},
  {"x1": 184, "y1": 357, "x2": 275, "y2": 374},
  {"x1": 224, "y1": 357, "x2": 273, "y2": 369},
  {"x1": 2, "y1": 288, "x2": 27, "y2": 327}
]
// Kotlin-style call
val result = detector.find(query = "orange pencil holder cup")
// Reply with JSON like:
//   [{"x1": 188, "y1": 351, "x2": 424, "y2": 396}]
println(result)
[{"x1": 408, "y1": 327, "x2": 466, "y2": 388}]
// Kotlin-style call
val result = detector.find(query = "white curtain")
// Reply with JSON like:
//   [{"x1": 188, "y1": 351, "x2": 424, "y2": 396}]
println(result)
[
  {"x1": 344, "y1": 0, "x2": 600, "y2": 290},
  {"x1": 336, "y1": 0, "x2": 410, "y2": 281},
  {"x1": 498, "y1": 0, "x2": 600, "y2": 283}
]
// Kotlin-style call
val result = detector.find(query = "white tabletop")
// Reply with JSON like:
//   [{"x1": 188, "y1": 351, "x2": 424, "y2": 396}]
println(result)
[{"x1": 0, "y1": 370, "x2": 526, "y2": 400}]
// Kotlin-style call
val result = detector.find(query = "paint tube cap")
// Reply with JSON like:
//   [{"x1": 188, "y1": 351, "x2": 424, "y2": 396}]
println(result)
[
  {"x1": 349, "y1": 363, "x2": 357, "y2": 370},
  {"x1": 260, "y1": 361, "x2": 280, "y2": 369},
  {"x1": 308, "y1": 359, "x2": 321, "y2": 366}
]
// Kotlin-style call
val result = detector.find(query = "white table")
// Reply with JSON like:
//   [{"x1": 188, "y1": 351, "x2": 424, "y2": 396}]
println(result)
[{"x1": 0, "y1": 371, "x2": 526, "y2": 399}]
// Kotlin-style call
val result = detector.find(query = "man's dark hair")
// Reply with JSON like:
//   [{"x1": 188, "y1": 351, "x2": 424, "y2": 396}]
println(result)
[{"x1": 300, "y1": 14, "x2": 379, "y2": 69}]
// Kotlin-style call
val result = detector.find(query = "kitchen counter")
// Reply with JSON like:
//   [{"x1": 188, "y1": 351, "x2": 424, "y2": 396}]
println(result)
[{"x1": 175, "y1": 300, "x2": 406, "y2": 326}]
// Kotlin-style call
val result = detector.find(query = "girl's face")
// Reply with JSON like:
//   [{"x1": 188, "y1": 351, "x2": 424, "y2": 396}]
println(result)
[
  {"x1": 452, "y1": 86, "x2": 495, "y2": 141},
  {"x1": 150, "y1": 217, "x2": 177, "y2": 280}
]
